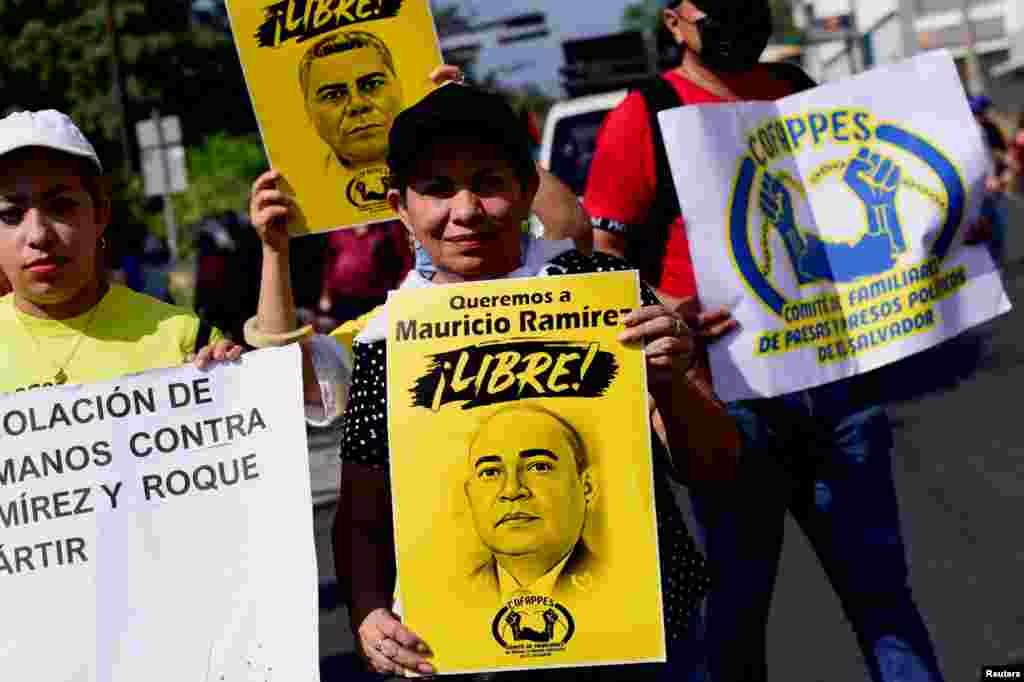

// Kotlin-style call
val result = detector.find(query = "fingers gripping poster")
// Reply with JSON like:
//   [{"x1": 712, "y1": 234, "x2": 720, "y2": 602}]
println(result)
[
  {"x1": 659, "y1": 51, "x2": 1012, "y2": 401},
  {"x1": 225, "y1": 0, "x2": 442, "y2": 235},
  {"x1": 0, "y1": 347, "x2": 318, "y2": 681},
  {"x1": 386, "y1": 272, "x2": 666, "y2": 674}
]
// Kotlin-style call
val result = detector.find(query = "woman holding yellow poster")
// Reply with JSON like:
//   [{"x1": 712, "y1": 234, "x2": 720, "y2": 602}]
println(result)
[
  {"x1": 225, "y1": 0, "x2": 443, "y2": 234},
  {"x1": 248, "y1": 82, "x2": 739, "y2": 677}
]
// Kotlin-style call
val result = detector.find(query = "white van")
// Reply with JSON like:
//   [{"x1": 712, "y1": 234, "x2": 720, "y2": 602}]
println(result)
[
  {"x1": 538, "y1": 89, "x2": 628, "y2": 195},
  {"x1": 531, "y1": 90, "x2": 628, "y2": 237}
]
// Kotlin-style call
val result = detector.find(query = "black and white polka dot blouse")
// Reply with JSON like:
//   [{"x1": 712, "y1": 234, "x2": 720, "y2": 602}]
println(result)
[{"x1": 339, "y1": 250, "x2": 711, "y2": 640}]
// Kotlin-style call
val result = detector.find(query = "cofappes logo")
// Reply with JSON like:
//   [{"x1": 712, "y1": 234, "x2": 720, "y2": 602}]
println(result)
[
  {"x1": 345, "y1": 167, "x2": 392, "y2": 213},
  {"x1": 491, "y1": 595, "x2": 575, "y2": 658},
  {"x1": 730, "y1": 108, "x2": 971, "y2": 364}
]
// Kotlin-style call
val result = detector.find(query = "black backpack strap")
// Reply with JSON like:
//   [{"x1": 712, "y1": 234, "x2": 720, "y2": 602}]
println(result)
[
  {"x1": 194, "y1": 320, "x2": 213, "y2": 354},
  {"x1": 626, "y1": 67, "x2": 812, "y2": 287},
  {"x1": 626, "y1": 76, "x2": 684, "y2": 289},
  {"x1": 765, "y1": 62, "x2": 818, "y2": 93}
]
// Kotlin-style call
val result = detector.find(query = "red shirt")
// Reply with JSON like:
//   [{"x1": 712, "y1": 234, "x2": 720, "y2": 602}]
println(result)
[
  {"x1": 1011, "y1": 130, "x2": 1024, "y2": 166},
  {"x1": 584, "y1": 66, "x2": 800, "y2": 299},
  {"x1": 322, "y1": 222, "x2": 412, "y2": 300}
]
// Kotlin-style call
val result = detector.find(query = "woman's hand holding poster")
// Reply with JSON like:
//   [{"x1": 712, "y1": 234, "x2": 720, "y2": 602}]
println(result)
[
  {"x1": 660, "y1": 50, "x2": 1011, "y2": 401},
  {"x1": 225, "y1": 0, "x2": 442, "y2": 235},
  {"x1": 385, "y1": 272, "x2": 666, "y2": 674},
  {"x1": 0, "y1": 348, "x2": 317, "y2": 681}
]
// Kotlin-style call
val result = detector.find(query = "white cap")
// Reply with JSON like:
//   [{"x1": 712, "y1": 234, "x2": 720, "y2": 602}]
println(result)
[{"x1": 0, "y1": 110, "x2": 102, "y2": 172}]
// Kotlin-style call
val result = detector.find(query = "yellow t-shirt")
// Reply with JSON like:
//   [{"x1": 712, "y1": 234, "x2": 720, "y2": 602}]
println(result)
[
  {"x1": 328, "y1": 306, "x2": 383, "y2": 355},
  {"x1": 0, "y1": 284, "x2": 223, "y2": 395}
]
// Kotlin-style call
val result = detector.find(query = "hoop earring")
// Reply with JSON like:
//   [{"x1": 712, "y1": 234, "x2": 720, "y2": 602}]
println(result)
[{"x1": 99, "y1": 237, "x2": 108, "y2": 250}]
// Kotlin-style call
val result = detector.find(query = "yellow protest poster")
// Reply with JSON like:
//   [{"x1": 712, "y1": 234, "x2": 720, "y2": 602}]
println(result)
[
  {"x1": 386, "y1": 272, "x2": 666, "y2": 674},
  {"x1": 225, "y1": 0, "x2": 442, "y2": 235}
]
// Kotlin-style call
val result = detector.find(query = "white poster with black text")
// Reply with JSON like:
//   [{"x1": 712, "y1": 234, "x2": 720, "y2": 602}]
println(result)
[
  {"x1": 659, "y1": 50, "x2": 1011, "y2": 401},
  {"x1": 0, "y1": 346, "x2": 318, "y2": 681}
]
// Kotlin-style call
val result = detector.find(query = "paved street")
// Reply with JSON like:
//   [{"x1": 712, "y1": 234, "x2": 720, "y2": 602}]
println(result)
[
  {"x1": 310, "y1": 198, "x2": 1024, "y2": 680},
  {"x1": 767, "y1": 199, "x2": 1024, "y2": 682}
]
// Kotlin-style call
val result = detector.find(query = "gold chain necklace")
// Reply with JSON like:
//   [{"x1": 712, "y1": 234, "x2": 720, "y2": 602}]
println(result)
[{"x1": 16, "y1": 295, "x2": 104, "y2": 386}]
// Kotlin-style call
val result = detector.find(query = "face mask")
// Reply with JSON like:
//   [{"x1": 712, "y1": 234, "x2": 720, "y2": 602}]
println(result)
[{"x1": 694, "y1": 4, "x2": 773, "y2": 72}]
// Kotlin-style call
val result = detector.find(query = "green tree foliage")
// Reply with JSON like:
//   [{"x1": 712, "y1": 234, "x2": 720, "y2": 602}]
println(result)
[
  {"x1": 622, "y1": 0, "x2": 662, "y2": 34},
  {"x1": 0, "y1": 0, "x2": 259, "y2": 262},
  {"x1": 0, "y1": 1, "x2": 255, "y2": 162},
  {"x1": 169, "y1": 133, "x2": 267, "y2": 247},
  {"x1": 769, "y1": 0, "x2": 800, "y2": 43},
  {"x1": 105, "y1": 132, "x2": 265, "y2": 269}
]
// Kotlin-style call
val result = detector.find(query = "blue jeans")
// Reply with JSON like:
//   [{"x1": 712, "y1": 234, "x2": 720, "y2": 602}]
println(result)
[
  {"x1": 981, "y1": 193, "x2": 1008, "y2": 264},
  {"x1": 691, "y1": 386, "x2": 944, "y2": 682}
]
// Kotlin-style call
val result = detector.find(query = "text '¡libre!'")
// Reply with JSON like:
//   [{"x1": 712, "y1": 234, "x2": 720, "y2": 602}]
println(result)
[{"x1": 256, "y1": 0, "x2": 404, "y2": 48}]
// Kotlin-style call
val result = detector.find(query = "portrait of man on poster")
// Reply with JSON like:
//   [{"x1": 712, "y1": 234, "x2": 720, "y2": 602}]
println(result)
[
  {"x1": 299, "y1": 30, "x2": 404, "y2": 185},
  {"x1": 463, "y1": 405, "x2": 602, "y2": 604}
]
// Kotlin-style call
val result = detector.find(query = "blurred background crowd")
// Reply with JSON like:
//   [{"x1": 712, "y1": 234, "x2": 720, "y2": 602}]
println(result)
[
  {"x1": 3, "y1": 2, "x2": 1023, "y2": 679},
  {"x1": 3, "y1": 0, "x2": 1020, "y2": 339}
]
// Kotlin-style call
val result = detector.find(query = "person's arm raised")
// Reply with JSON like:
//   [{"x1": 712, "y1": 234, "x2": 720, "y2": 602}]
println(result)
[
  {"x1": 251, "y1": 170, "x2": 298, "y2": 334},
  {"x1": 248, "y1": 170, "x2": 321, "y2": 404}
]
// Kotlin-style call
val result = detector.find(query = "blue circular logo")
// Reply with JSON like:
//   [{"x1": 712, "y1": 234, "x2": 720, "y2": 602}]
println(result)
[{"x1": 729, "y1": 123, "x2": 965, "y2": 317}]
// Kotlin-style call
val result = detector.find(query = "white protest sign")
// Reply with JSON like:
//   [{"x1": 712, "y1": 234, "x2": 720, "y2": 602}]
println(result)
[
  {"x1": 659, "y1": 50, "x2": 1011, "y2": 401},
  {"x1": 0, "y1": 346, "x2": 318, "y2": 681}
]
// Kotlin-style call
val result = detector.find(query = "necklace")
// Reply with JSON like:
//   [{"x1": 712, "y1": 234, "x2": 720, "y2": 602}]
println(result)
[
  {"x1": 16, "y1": 295, "x2": 104, "y2": 386},
  {"x1": 678, "y1": 60, "x2": 738, "y2": 101}
]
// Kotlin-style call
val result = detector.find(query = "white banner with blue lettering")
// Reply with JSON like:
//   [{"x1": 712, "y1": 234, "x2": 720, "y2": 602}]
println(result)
[
  {"x1": 659, "y1": 50, "x2": 1011, "y2": 401},
  {"x1": 0, "y1": 346, "x2": 318, "y2": 681}
]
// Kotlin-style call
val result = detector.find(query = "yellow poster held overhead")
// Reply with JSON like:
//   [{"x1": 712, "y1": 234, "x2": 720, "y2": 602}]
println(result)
[
  {"x1": 224, "y1": 0, "x2": 442, "y2": 235},
  {"x1": 386, "y1": 271, "x2": 666, "y2": 675}
]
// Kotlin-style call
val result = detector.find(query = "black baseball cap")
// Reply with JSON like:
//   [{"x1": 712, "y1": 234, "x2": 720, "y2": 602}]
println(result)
[
  {"x1": 387, "y1": 83, "x2": 537, "y2": 191},
  {"x1": 673, "y1": 0, "x2": 758, "y2": 17}
]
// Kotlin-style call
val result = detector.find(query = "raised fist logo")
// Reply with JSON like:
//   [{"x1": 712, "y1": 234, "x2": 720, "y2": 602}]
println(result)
[
  {"x1": 758, "y1": 146, "x2": 909, "y2": 284},
  {"x1": 759, "y1": 172, "x2": 797, "y2": 231},
  {"x1": 844, "y1": 147, "x2": 908, "y2": 253},
  {"x1": 845, "y1": 148, "x2": 900, "y2": 208}
]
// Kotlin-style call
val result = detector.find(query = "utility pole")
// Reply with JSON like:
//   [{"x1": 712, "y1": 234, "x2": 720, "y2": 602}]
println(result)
[
  {"x1": 151, "y1": 110, "x2": 179, "y2": 260},
  {"x1": 899, "y1": 0, "x2": 918, "y2": 58},
  {"x1": 846, "y1": 0, "x2": 860, "y2": 75},
  {"x1": 800, "y1": 3, "x2": 822, "y2": 83},
  {"x1": 960, "y1": 0, "x2": 988, "y2": 95},
  {"x1": 104, "y1": 0, "x2": 132, "y2": 172}
]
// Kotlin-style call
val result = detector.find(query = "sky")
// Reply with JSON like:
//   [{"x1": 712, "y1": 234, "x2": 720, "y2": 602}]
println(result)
[
  {"x1": 456, "y1": 0, "x2": 885, "y2": 95},
  {"x1": 452, "y1": 0, "x2": 634, "y2": 95}
]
